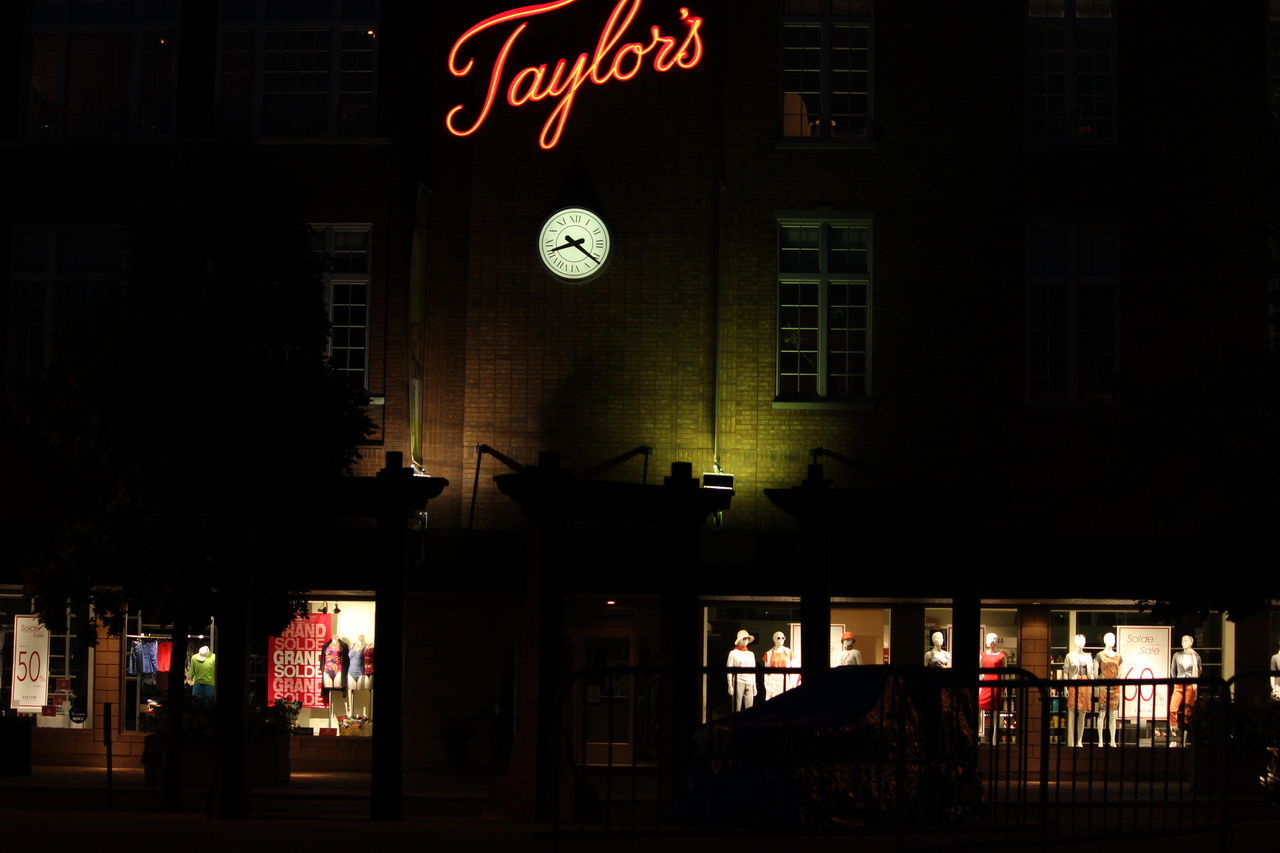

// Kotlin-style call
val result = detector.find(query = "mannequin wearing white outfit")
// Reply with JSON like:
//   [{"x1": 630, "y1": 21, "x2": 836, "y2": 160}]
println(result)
[
  {"x1": 726, "y1": 629, "x2": 757, "y2": 711},
  {"x1": 1270, "y1": 646, "x2": 1280, "y2": 700},
  {"x1": 761, "y1": 631, "x2": 795, "y2": 700}
]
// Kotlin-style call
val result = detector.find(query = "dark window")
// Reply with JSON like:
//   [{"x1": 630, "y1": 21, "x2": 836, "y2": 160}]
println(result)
[
  {"x1": 1026, "y1": 223, "x2": 1117, "y2": 402},
  {"x1": 1026, "y1": 0, "x2": 1116, "y2": 144}
]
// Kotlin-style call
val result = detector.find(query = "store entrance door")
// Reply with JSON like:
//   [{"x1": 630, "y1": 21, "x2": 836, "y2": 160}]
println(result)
[{"x1": 572, "y1": 628, "x2": 635, "y2": 766}]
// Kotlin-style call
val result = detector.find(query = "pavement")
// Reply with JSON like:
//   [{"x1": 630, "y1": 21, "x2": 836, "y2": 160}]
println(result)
[{"x1": 1, "y1": 764, "x2": 1278, "y2": 851}]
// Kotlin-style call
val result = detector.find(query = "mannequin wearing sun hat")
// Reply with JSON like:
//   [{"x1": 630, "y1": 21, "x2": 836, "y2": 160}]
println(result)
[
  {"x1": 726, "y1": 629, "x2": 757, "y2": 711},
  {"x1": 838, "y1": 632, "x2": 863, "y2": 667},
  {"x1": 762, "y1": 631, "x2": 795, "y2": 700}
]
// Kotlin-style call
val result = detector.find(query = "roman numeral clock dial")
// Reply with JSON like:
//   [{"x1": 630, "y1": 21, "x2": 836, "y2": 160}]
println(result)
[{"x1": 538, "y1": 206, "x2": 611, "y2": 282}]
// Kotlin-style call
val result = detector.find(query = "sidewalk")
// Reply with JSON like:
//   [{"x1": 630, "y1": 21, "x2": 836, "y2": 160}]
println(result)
[{"x1": 2, "y1": 764, "x2": 1277, "y2": 852}]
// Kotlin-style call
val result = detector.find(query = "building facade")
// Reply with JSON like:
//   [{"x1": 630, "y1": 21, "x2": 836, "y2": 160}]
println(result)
[{"x1": 2, "y1": 0, "x2": 1277, "y2": 790}]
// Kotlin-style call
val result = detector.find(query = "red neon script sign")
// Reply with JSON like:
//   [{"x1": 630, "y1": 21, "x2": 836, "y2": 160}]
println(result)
[{"x1": 446, "y1": 0, "x2": 704, "y2": 150}]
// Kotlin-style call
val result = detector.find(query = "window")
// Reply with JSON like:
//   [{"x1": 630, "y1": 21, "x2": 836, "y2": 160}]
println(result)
[
  {"x1": 310, "y1": 224, "x2": 370, "y2": 390},
  {"x1": 780, "y1": 0, "x2": 871, "y2": 141},
  {"x1": 24, "y1": 0, "x2": 177, "y2": 138},
  {"x1": 6, "y1": 226, "x2": 126, "y2": 383},
  {"x1": 1025, "y1": 223, "x2": 1117, "y2": 402},
  {"x1": 218, "y1": 0, "x2": 379, "y2": 138},
  {"x1": 1025, "y1": 0, "x2": 1116, "y2": 144},
  {"x1": 776, "y1": 216, "x2": 870, "y2": 402}
]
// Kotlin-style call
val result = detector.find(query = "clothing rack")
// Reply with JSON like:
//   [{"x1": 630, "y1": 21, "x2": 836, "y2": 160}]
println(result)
[{"x1": 124, "y1": 611, "x2": 216, "y2": 731}]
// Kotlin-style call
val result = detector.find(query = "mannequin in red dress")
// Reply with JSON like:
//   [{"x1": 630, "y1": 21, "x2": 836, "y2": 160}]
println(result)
[{"x1": 979, "y1": 632, "x2": 1006, "y2": 741}]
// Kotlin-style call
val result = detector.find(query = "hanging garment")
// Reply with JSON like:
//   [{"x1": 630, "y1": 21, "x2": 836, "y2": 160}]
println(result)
[
  {"x1": 362, "y1": 644, "x2": 374, "y2": 676},
  {"x1": 156, "y1": 640, "x2": 173, "y2": 673}
]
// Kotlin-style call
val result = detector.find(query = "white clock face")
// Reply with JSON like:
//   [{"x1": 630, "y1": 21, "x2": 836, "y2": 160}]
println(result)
[{"x1": 539, "y1": 207, "x2": 611, "y2": 281}]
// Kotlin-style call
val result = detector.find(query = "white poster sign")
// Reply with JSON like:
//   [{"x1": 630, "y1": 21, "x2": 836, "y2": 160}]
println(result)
[
  {"x1": 11, "y1": 615, "x2": 50, "y2": 711},
  {"x1": 1117, "y1": 625, "x2": 1170, "y2": 721}
]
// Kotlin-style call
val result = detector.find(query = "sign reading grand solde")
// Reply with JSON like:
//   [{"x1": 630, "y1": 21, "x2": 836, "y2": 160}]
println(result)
[
  {"x1": 446, "y1": 0, "x2": 704, "y2": 150},
  {"x1": 268, "y1": 613, "x2": 332, "y2": 708}
]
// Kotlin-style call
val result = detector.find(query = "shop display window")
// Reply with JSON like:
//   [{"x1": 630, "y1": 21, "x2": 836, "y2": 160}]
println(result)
[
  {"x1": 3, "y1": 594, "x2": 93, "y2": 728},
  {"x1": 702, "y1": 599, "x2": 890, "y2": 722},
  {"x1": 979, "y1": 609, "x2": 1020, "y2": 744},
  {"x1": 251, "y1": 596, "x2": 376, "y2": 736},
  {"x1": 122, "y1": 613, "x2": 215, "y2": 732},
  {"x1": 1046, "y1": 608, "x2": 1226, "y2": 747}
]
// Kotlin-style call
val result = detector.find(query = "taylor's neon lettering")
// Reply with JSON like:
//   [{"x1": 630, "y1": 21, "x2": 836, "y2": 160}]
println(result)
[{"x1": 446, "y1": 0, "x2": 704, "y2": 150}]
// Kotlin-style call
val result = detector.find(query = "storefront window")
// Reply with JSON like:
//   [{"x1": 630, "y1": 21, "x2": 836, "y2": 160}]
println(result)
[
  {"x1": 1050, "y1": 609, "x2": 1223, "y2": 678},
  {"x1": 122, "y1": 613, "x2": 215, "y2": 731},
  {"x1": 3, "y1": 593, "x2": 93, "y2": 728},
  {"x1": 702, "y1": 599, "x2": 891, "y2": 722},
  {"x1": 252, "y1": 596, "x2": 375, "y2": 736}
]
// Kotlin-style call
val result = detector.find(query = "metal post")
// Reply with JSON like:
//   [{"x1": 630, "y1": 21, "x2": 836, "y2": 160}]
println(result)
[{"x1": 103, "y1": 701, "x2": 113, "y2": 808}]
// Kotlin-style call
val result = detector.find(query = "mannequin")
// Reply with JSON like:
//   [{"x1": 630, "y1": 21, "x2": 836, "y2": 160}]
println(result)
[
  {"x1": 347, "y1": 634, "x2": 370, "y2": 716},
  {"x1": 924, "y1": 631, "x2": 952, "y2": 668},
  {"x1": 1062, "y1": 634, "x2": 1094, "y2": 748},
  {"x1": 321, "y1": 635, "x2": 349, "y2": 707},
  {"x1": 838, "y1": 632, "x2": 863, "y2": 666},
  {"x1": 1169, "y1": 634, "x2": 1201, "y2": 745},
  {"x1": 1270, "y1": 644, "x2": 1280, "y2": 701},
  {"x1": 761, "y1": 631, "x2": 794, "y2": 700},
  {"x1": 978, "y1": 633, "x2": 1006, "y2": 741},
  {"x1": 186, "y1": 645, "x2": 216, "y2": 702},
  {"x1": 1093, "y1": 632, "x2": 1122, "y2": 747},
  {"x1": 726, "y1": 629, "x2": 757, "y2": 712},
  {"x1": 348, "y1": 634, "x2": 370, "y2": 691}
]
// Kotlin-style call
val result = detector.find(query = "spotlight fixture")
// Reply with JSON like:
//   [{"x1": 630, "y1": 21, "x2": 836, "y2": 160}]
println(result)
[
  {"x1": 333, "y1": 604, "x2": 342, "y2": 614},
  {"x1": 318, "y1": 602, "x2": 329, "y2": 614}
]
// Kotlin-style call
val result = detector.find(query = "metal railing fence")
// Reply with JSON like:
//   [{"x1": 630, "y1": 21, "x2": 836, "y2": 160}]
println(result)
[{"x1": 549, "y1": 664, "x2": 1278, "y2": 849}]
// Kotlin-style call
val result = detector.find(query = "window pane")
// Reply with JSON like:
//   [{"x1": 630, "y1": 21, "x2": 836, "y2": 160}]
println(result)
[
  {"x1": 780, "y1": 225, "x2": 820, "y2": 272},
  {"x1": 262, "y1": 29, "x2": 331, "y2": 136},
  {"x1": 27, "y1": 34, "x2": 61, "y2": 136},
  {"x1": 1027, "y1": 0, "x2": 1065, "y2": 17},
  {"x1": 828, "y1": 225, "x2": 869, "y2": 274}
]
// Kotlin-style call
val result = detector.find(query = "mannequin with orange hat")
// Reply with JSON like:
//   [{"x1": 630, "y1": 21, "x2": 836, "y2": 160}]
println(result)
[
  {"x1": 726, "y1": 629, "x2": 757, "y2": 711},
  {"x1": 838, "y1": 632, "x2": 863, "y2": 667}
]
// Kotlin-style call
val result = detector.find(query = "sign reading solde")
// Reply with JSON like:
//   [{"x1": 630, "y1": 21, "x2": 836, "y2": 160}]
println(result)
[
  {"x1": 267, "y1": 613, "x2": 332, "y2": 708},
  {"x1": 11, "y1": 615, "x2": 50, "y2": 711},
  {"x1": 1118, "y1": 625, "x2": 1171, "y2": 721}
]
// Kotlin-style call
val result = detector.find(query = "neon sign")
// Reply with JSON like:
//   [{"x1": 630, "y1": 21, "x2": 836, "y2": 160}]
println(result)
[{"x1": 446, "y1": 0, "x2": 704, "y2": 150}]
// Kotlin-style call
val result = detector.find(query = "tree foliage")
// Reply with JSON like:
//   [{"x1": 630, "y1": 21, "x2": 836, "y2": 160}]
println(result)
[{"x1": 3, "y1": 150, "x2": 372, "y2": 641}]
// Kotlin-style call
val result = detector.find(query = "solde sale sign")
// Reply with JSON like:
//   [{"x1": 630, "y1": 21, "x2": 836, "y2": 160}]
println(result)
[
  {"x1": 11, "y1": 615, "x2": 50, "y2": 711},
  {"x1": 267, "y1": 613, "x2": 332, "y2": 708}
]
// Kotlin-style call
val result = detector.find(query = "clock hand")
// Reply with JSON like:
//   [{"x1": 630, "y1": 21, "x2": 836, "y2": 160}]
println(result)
[{"x1": 552, "y1": 235, "x2": 599, "y2": 264}]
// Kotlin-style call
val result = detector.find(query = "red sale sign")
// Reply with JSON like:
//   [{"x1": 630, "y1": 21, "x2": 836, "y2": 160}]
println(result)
[{"x1": 267, "y1": 613, "x2": 332, "y2": 708}]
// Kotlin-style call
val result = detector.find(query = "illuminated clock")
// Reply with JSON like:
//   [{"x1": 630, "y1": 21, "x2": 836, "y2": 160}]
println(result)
[{"x1": 538, "y1": 206, "x2": 611, "y2": 282}]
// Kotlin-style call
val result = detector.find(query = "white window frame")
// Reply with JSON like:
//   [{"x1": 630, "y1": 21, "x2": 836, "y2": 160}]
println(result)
[
  {"x1": 311, "y1": 222, "x2": 371, "y2": 392},
  {"x1": 775, "y1": 213, "x2": 872, "y2": 407}
]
